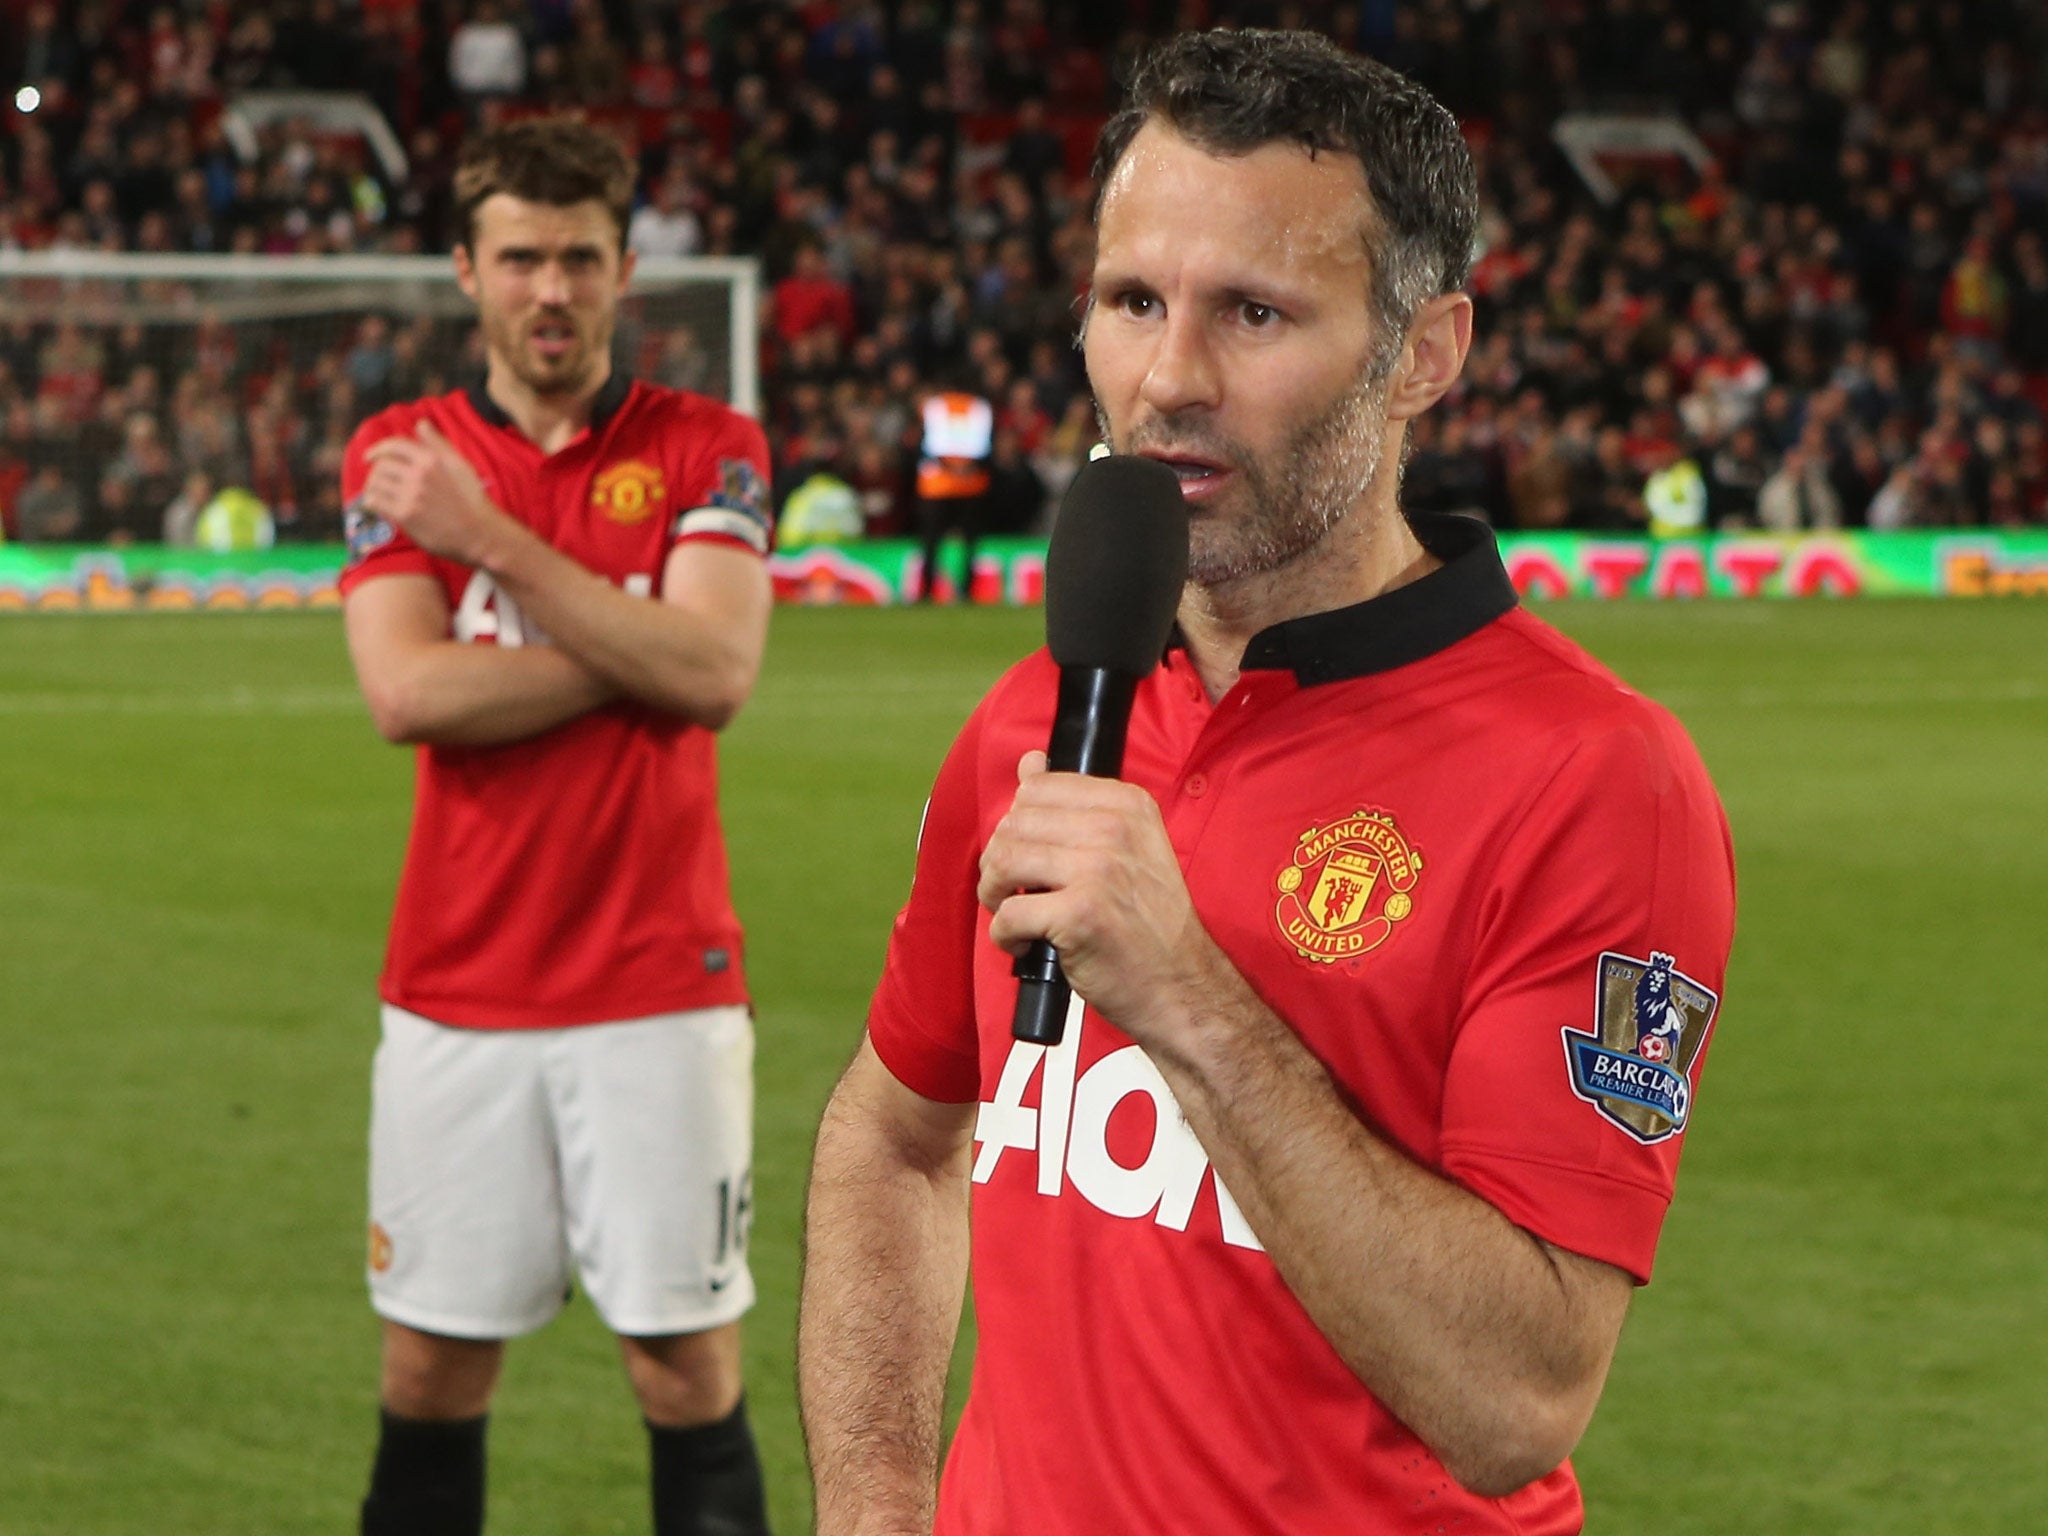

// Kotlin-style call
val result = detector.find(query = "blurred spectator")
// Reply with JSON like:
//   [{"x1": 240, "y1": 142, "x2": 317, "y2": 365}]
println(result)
[
  {"x1": 779, "y1": 469, "x2": 866, "y2": 544},
  {"x1": 161, "y1": 469, "x2": 213, "y2": 546},
  {"x1": 1868, "y1": 460, "x2": 1928, "y2": 530},
  {"x1": 109, "y1": 412, "x2": 182, "y2": 519},
  {"x1": 1505, "y1": 427, "x2": 1573, "y2": 530},
  {"x1": 566, "y1": 1, "x2": 628, "y2": 105},
  {"x1": 194, "y1": 484, "x2": 277, "y2": 550},
  {"x1": 94, "y1": 468, "x2": 149, "y2": 544},
  {"x1": 1644, "y1": 444, "x2": 1711, "y2": 537},
  {"x1": 913, "y1": 384, "x2": 994, "y2": 601},
  {"x1": 1758, "y1": 444, "x2": 1845, "y2": 531},
  {"x1": 1579, "y1": 426, "x2": 1646, "y2": 530},
  {"x1": 773, "y1": 243, "x2": 857, "y2": 349},
  {"x1": 1708, "y1": 425, "x2": 1772, "y2": 527},
  {"x1": 629, "y1": 168, "x2": 705, "y2": 259},
  {"x1": 1405, "y1": 415, "x2": 1492, "y2": 517},
  {"x1": 448, "y1": 0, "x2": 527, "y2": 113},
  {"x1": 1003, "y1": 97, "x2": 1067, "y2": 199},
  {"x1": 14, "y1": 464, "x2": 84, "y2": 542},
  {"x1": 983, "y1": 425, "x2": 1047, "y2": 535}
]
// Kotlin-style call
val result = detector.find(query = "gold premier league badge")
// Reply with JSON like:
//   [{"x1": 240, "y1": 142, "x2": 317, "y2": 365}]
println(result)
[
  {"x1": 591, "y1": 460, "x2": 668, "y2": 524},
  {"x1": 1561, "y1": 951, "x2": 1720, "y2": 1143},
  {"x1": 1274, "y1": 810, "x2": 1423, "y2": 964}
]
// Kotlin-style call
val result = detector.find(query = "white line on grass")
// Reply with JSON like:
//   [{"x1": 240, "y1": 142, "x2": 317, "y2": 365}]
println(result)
[
  {"x1": 1654, "y1": 678, "x2": 2047, "y2": 709},
  {"x1": 0, "y1": 686, "x2": 366, "y2": 716}
]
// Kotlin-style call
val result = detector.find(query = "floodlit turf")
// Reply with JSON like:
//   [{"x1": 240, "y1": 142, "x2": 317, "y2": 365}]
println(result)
[{"x1": 0, "y1": 597, "x2": 2042, "y2": 1533}]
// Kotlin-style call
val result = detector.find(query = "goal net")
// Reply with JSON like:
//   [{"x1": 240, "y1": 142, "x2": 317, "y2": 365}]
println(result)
[{"x1": 0, "y1": 252, "x2": 758, "y2": 547}]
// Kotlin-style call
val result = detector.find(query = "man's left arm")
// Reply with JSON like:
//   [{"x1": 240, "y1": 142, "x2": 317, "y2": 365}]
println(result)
[
  {"x1": 360, "y1": 423, "x2": 770, "y2": 730},
  {"x1": 1121, "y1": 956, "x2": 1630, "y2": 1499},
  {"x1": 484, "y1": 533, "x2": 768, "y2": 730},
  {"x1": 979, "y1": 754, "x2": 1641, "y2": 1498}
]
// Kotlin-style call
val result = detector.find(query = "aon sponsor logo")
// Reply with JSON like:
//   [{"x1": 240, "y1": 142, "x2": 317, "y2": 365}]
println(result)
[
  {"x1": 453, "y1": 570, "x2": 655, "y2": 645},
  {"x1": 972, "y1": 1001, "x2": 1263, "y2": 1251}
]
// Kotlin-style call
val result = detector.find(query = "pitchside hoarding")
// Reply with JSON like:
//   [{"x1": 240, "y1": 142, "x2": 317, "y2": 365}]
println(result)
[{"x1": 2, "y1": 533, "x2": 2046, "y2": 612}]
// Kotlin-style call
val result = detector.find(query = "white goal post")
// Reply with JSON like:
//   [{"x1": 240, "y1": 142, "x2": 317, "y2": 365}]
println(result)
[{"x1": 0, "y1": 252, "x2": 759, "y2": 545}]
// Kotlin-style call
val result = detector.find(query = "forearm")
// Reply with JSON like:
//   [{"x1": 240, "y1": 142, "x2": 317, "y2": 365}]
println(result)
[
  {"x1": 358, "y1": 633, "x2": 613, "y2": 747},
  {"x1": 1145, "y1": 954, "x2": 1621, "y2": 1494},
  {"x1": 478, "y1": 521, "x2": 760, "y2": 729},
  {"x1": 799, "y1": 1072, "x2": 972, "y2": 1536}
]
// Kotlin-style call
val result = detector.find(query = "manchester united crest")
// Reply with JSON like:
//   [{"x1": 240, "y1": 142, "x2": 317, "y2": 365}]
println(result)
[
  {"x1": 591, "y1": 459, "x2": 668, "y2": 524},
  {"x1": 1274, "y1": 809, "x2": 1423, "y2": 964}
]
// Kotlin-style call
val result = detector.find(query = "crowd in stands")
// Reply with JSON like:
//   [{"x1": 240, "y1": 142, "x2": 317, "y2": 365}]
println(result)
[{"x1": 4, "y1": 0, "x2": 2048, "y2": 547}]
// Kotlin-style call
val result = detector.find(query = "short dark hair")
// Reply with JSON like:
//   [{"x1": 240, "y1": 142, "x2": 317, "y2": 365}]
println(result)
[
  {"x1": 1092, "y1": 29, "x2": 1478, "y2": 369},
  {"x1": 452, "y1": 117, "x2": 636, "y2": 252}
]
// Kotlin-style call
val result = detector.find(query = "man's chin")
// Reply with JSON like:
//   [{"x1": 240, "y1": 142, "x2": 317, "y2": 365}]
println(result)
[
  {"x1": 513, "y1": 354, "x2": 595, "y2": 397},
  {"x1": 1186, "y1": 512, "x2": 1340, "y2": 588}
]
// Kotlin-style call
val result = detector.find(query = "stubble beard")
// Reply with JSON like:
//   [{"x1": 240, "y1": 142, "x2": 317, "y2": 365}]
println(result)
[
  {"x1": 489, "y1": 306, "x2": 610, "y2": 400},
  {"x1": 1101, "y1": 365, "x2": 1392, "y2": 587}
]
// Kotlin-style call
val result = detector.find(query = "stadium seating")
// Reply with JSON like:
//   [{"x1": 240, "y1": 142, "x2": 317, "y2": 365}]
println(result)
[{"x1": 2, "y1": 0, "x2": 2046, "y2": 543}]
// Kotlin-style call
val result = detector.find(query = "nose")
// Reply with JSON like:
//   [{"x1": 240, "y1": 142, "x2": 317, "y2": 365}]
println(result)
[
  {"x1": 1138, "y1": 309, "x2": 1221, "y2": 418},
  {"x1": 535, "y1": 259, "x2": 573, "y2": 307}
]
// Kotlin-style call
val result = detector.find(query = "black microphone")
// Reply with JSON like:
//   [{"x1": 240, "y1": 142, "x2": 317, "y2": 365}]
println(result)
[{"x1": 1011, "y1": 455, "x2": 1189, "y2": 1046}]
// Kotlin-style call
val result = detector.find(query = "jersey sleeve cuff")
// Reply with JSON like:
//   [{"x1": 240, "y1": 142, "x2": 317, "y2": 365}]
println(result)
[
  {"x1": 675, "y1": 529, "x2": 769, "y2": 557},
  {"x1": 339, "y1": 548, "x2": 437, "y2": 595},
  {"x1": 867, "y1": 995, "x2": 981, "y2": 1105},
  {"x1": 1439, "y1": 1143, "x2": 1672, "y2": 1284},
  {"x1": 672, "y1": 504, "x2": 771, "y2": 555}
]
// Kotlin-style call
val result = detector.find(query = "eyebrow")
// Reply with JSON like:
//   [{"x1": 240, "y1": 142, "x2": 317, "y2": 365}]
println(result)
[
  {"x1": 495, "y1": 242, "x2": 606, "y2": 261},
  {"x1": 1096, "y1": 269, "x2": 1313, "y2": 312},
  {"x1": 1218, "y1": 284, "x2": 1293, "y2": 310}
]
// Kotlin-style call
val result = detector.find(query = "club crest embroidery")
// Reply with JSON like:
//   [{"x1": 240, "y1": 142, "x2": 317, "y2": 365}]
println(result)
[
  {"x1": 1562, "y1": 951, "x2": 1718, "y2": 1143},
  {"x1": 1273, "y1": 809, "x2": 1422, "y2": 964},
  {"x1": 591, "y1": 460, "x2": 668, "y2": 524}
]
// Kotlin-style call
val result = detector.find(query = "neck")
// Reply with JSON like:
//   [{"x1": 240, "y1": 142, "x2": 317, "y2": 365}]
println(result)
[
  {"x1": 1176, "y1": 492, "x2": 1440, "y2": 704},
  {"x1": 484, "y1": 361, "x2": 608, "y2": 454}
]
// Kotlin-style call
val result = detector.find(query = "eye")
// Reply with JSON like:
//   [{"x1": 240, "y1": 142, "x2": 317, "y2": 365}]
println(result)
[
  {"x1": 1237, "y1": 301, "x2": 1280, "y2": 328},
  {"x1": 1111, "y1": 289, "x2": 1159, "y2": 319}
]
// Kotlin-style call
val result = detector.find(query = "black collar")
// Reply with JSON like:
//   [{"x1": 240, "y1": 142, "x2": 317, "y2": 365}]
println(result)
[
  {"x1": 1236, "y1": 512, "x2": 1519, "y2": 683},
  {"x1": 465, "y1": 370, "x2": 634, "y2": 436}
]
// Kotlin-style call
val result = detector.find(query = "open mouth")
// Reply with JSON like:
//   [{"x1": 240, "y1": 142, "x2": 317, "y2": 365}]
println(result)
[
  {"x1": 1139, "y1": 452, "x2": 1232, "y2": 501},
  {"x1": 531, "y1": 319, "x2": 577, "y2": 357}
]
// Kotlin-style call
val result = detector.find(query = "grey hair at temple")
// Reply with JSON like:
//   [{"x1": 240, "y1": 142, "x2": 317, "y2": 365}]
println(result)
[{"x1": 1091, "y1": 28, "x2": 1480, "y2": 377}]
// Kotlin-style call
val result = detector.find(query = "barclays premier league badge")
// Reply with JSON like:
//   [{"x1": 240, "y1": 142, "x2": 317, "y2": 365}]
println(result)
[
  {"x1": 344, "y1": 502, "x2": 397, "y2": 564},
  {"x1": 1561, "y1": 951, "x2": 1718, "y2": 1144}
]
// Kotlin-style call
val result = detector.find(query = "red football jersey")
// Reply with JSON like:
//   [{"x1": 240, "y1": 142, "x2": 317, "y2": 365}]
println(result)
[
  {"x1": 340, "y1": 376, "x2": 772, "y2": 1029},
  {"x1": 868, "y1": 515, "x2": 1735, "y2": 1535}
]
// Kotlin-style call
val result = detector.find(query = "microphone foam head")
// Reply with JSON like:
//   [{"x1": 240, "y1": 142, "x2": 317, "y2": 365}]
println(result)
[{"x1": 1044, "y1": 455, "x2": 1190, "y2": 674}]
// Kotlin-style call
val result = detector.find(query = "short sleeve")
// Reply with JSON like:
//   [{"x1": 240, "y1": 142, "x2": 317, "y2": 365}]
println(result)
[
  {"x1": 670, "y1": 409, "x2": 774, "y2": 556},
  {"x1": 866, "y1": 702, "x2": 990, "y2": 1104},
  {"x1": 337, "y1": 418, "x2": 435, "y2": 596},
  {"x1": 1437, "y1": 710, "x2": 1735, "y2": 1283}
]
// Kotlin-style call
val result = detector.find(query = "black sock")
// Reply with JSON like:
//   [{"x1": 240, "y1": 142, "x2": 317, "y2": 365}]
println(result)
[
  {"x1": 647, "y1": 1397, "x2": 771, "y2": 1536},
  {"x1": 360, "y1": 1410, "x2": 487, "y2": 1536}
]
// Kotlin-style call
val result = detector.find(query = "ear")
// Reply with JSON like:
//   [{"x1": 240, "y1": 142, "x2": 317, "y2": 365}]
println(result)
[
  {"x1": 1383, "y1": 292, "x2": 1474, "y2": 424},
  {"x1": 453, "y1": 242, "x2": 480, "y2": 303}
]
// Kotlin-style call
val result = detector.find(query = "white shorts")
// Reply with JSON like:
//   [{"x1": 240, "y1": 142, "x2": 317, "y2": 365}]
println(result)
[{"x1": 367, "y1": 1004, "x2": 756, "y2": 1340}]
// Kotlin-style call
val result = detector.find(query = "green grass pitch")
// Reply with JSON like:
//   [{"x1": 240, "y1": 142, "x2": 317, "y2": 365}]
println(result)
[{"x1": 1, "y1": 598, "x2": 2043, "y2": 1532}]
